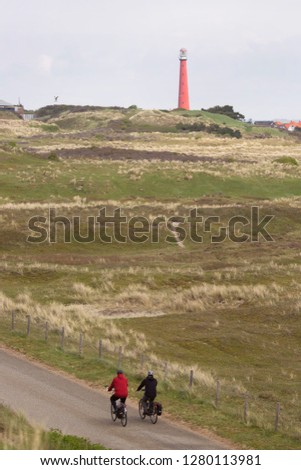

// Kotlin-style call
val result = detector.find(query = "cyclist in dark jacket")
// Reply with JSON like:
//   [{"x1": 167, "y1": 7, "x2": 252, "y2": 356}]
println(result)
[{"x1": 137, "y1": 370, "x2": 157, "y2": 413}]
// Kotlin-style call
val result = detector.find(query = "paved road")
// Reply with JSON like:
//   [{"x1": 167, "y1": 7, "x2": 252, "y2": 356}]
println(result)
[{"x1": 0, "y1": 347, "x2": 230, "y2": 450}]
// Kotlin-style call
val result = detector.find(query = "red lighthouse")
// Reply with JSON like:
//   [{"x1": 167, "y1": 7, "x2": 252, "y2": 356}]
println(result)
[{"x1": 178, "y1": 48, "x2": 190, "y2": 110}]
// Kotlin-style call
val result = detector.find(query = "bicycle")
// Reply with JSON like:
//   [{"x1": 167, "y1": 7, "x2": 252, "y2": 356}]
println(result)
[
  {"x1": 138, "y1": 398, "x2": 158, "y2": 424},
  {"x1": 111, "y1": 399, "x2": 127, "y2": 427}
]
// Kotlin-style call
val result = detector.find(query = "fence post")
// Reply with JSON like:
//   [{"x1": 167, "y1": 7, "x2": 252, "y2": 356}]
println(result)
[
  {"x1": 140, "y1": 354, "x2": 145, "y2": 369},
  {"x1": 45, "y1": 322, "x2": 49, "y2": 342},
  {"x1": 98, "y1": 339, "x2": 103, "y2": 359},
  {"x1": 26, "y1": 315, "x2": 31, "y2": 336},
  {"x1": 118, "y1": 346, "x2": 123, "y2": 368},
  {"x1": 275, "y1": 402, "x2": 280, "y2": 431},
  {"x1": 60, "y1": 327, "x2": 65, "y2": 350},
  {"x1": 189, "y1": 369, "x2": 194, "y2": 388},
  {"x1": 164, "y1": 362, "x2": 168, "y2": 381},
  {"x1": 244, "y1": 395, "x2": 249, "y2": 423},
  {"x1": 11, "y1": 311, "x2": 15, "y2": 331},
  {"x1": 215, "y1": 379, "x2": 220, "y2": 407},
  {"x1": 79, "y1": 333, "x2": 83, "y2": 356}
]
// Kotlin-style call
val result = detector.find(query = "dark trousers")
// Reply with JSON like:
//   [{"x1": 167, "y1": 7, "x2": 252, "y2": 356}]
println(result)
[
  {"x1": 110, "y1": 394, "x2": 126, "y2": 410},
  {"x1": 142, "y1": 394, "x2": 156, "y2": 412}
]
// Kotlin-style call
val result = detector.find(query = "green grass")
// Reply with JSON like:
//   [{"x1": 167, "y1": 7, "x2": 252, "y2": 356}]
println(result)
[
  {"x1": 1, "y1": 111, "x2": 301, "y2": 449},
  {"x1": 1, "y1": 151, "x2": 301, "y2": 202},
  {"x1": 29, "y1": 123, "x2": 60, "y2": 133},
  {"x1": 1, "y1": 207, "x2": 301, "y2": 449},
  {"x1": 274, "y1": 156, "x2": 299, "y2": 166},
  {"x1": 1, "y1": 323, "x2": 300, "y2": 450},
  {"x1": 0, "y1": 404, "x2": 105, "y2": 449},
  {"x1": 173, "y1": 109, "x2": 285, "y2": 137}
]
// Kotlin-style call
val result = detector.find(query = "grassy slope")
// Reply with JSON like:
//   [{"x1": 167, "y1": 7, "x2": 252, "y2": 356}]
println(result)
[
  {"x1": 1, "y1": 109, "x2": 301, "y2": 449},
  {"x1": 167, "y1": 109, "x2": 283, "y2": 137},
  {"x1": 0, "y1": 404, "x2": 105, "y2": 450},
  {"x1": 34, "y1": 104, "x2": 286, "y2": 137},
  {"x1": 1, "y1": 151, "x2": 301, "y2": 202}
]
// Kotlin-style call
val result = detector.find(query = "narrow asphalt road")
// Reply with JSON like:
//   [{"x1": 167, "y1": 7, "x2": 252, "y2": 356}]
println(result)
[{"x1": 0, "y1": 347, "x2": 231, "y2": 450}]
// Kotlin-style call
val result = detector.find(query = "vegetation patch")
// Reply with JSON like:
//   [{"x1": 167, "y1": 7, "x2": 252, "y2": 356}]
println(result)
[
  {"x1": 41, "y1": 124, "x2": 59, "y2": 133},
  {"x1": 273, "y1": 156, "x2": 298, "y2": 166},
  {"x1": 1, "y1": 106, "x2": 301, "y2": 449},
  {"x1": 0, "y1": 404, "x2": 105, "y2": 449},
  {"x1": 176, "y1": 122, "x2": 242, "y2": 138}
]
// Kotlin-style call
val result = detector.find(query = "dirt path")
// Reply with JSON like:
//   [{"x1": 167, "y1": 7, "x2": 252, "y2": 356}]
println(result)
[{"x1": 0, "y1": 347, "x2": 233, "y2": 450}]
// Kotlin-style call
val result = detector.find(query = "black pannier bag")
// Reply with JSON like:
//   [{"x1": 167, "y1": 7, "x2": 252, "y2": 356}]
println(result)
[{"x1": 155, "y1": 402, "x2": 162, "y2": 416}]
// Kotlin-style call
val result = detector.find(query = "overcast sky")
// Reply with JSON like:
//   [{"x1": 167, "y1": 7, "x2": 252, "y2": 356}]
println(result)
[{"x1": 1, "y1": 0, "x2": 301, "y2": 119}]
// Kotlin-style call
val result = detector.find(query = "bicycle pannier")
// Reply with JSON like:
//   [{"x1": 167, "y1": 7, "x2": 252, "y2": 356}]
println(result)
[{"x1": 155, "y1": 402, "x2": 162, "y2": 416}]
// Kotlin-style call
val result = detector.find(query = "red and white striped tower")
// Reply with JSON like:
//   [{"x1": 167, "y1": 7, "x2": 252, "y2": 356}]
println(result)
[{"x1": 178, "y1": 48, "x2": 190, "y2": 110}]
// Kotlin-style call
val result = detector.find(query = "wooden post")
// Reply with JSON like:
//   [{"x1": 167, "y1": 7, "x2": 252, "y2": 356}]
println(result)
[
  {"x1": 215, "y1": 379, "x2": 220, "y2": 407},
  {"x1": 275, "y1": 402, "x2": 280, "y2": 431},
  {"x1": 45, "y1": 322, "x2": 49, "y2": 342},
  {"x1": 243, "y1": 396, "x2": 248, "y2": 423},
  {"x1": 140, "y1": 354, "x2": 145, "y2": 369},
  {"x1": 26, "y1": 315, "x2": 31, "y2": 336},
  {"x1": 60, "y1": 327, "x2": 65, "y2": 350},
  {"x1": 98, "y1": 339, "x2": 103, "y2": 359},
  {"x1": 118, "y1": 346, "x2": 122, "y2": 368},
  {"x1": 164, "y1": 362, "x2": 168, "y2": 381},
  {"x1": 11, "y1": 311, "x2": 15, "y2": 331},
  {"x1": 189, "y1": 369, "x2": 194, "y2": 388},
  {"x1": 79, "y1": 333, "x2": 83, "y2": 356}
]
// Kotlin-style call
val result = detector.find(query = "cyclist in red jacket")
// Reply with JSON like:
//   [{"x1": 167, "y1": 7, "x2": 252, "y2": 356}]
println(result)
[{"x1": 108, "y1": 370, "x2": 128, "y2": 411}]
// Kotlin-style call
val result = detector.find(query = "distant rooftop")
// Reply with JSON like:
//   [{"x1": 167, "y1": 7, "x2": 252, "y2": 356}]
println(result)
[{"x1": 0, "y1": 99, "x2": 14, "y2": 107}]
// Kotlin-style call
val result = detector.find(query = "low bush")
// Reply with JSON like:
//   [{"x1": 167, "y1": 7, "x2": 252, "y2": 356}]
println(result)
[
  {"x1": 273, "y1": 156, "x2": 298, "y2": 166},
  {"x1": 176, "y1": 122, "x2": 242, "y2": 138}
]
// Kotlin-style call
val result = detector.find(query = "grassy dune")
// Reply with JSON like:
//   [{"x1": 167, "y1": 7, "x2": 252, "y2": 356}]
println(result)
[
  {"x1": 1, "y1": 107, "x2": 301, "y2": 449},
  {"x1": 1, "y1": 151, "x2": 301, "y2": 203}
]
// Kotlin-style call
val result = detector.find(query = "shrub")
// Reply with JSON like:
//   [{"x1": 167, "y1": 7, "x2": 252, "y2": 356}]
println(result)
[
  {"x1": 202, "y1": 105, "x2": 245, "y2": 121},
  {"x1": 176, "y1": 122, "x2": 207, "y2": 132},
  {"x1": 176, "y1": 122, "x2": 242, "y2": 138},
  {"x1": 48, "y1": 152, "x2": 59, "y2": 161},
  {"x1": 46, "y1": 429, "x2": 105, "y2": 450},
  {"x1": 273, "y1": 156, "x2": 298, "y2": 166},
  {"x1": 41, "y1": 124, "x2": 59, "y2": 133}
]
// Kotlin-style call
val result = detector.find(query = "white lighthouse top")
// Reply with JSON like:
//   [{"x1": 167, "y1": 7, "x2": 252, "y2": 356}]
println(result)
[{"x1": 179, "y1": 48, "x2": 187, "y2": 60}]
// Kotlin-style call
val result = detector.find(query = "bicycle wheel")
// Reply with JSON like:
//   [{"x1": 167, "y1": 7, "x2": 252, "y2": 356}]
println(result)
[
  {"x1": 139, "y1": 399, "x2": 146, "y2": 419},
  {"x1": 121, "y1": 409, "x2": 127, "y2": 427},
  {"x1": 111, "y1": 403, "x2": 117, "y2": 422},
  {"x1": 150, "y1": 405, "x2": 158, "y2": 424}
]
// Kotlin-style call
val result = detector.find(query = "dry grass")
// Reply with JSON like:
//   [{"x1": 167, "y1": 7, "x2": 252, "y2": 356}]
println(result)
[
  {"x1": 1, "y1": 109, "x2": 301, "y2": 447},
  {"x1": 0, "y1": 195, "x2": 242, "y2": 212},
  {"x1": 67, "y1": 154, "x2": 301, "y2": 180},
  {"x1": 113, "y1": 281, "x2": 285, "y2": 314},
  {"x1": 2, "y1": 419, "x2": 44, "y2": 450},
  {"x1": 0, "y1": 288, "x2": 222, "y2": 392},
  {"x1": 0, "y1": 119, "x2": 45, "y2": 137}
]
